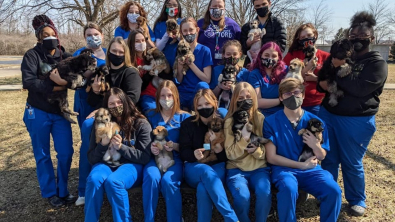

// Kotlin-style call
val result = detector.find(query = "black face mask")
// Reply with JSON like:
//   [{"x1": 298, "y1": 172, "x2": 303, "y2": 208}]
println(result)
[
  {"x1": 256, "y1": 6, "x2": 269, "y2": 18},
  {"x1": 237, "y1": 99, "x2": 253, "y2": 111},
  {"x1": 350, "y1": 38, "x2": 370, "y2": 53},
  {"x1": 198, "y1": 107, "x2": 214, "y2": 118},
  {"x1": 298, "y1": 37, "x2": 316, "y2": 48},
  {"x1": 42, "y1": 38, "x2": 59, "y2": 50},
  {"x1": 108, "y1": 53, "x2": 125, "y2": 66}
]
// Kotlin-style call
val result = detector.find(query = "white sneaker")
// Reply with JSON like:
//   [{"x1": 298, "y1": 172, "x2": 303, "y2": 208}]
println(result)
[{"x1": 75, "y1": 196, "x2": 85, "y2": 206}]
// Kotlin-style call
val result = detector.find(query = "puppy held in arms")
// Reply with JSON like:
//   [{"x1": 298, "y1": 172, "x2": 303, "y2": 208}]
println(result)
[
  {"x1": 138, "y1": 47, "x2": 170, "y2": 76},
  {"x1": 246, "y1": 19, "x2": 265, "y2": 63},
  {"x1": 200, "y1": 118, "x2": 225, "y2": 163},
  {"x1": 217, "y1": 64, "x2": 237, "y2": 109},
  {"x1": 173, "y1": 39, "x2": 195, "y2": 77},
  {"x1": 297, "y1": 118, "x2": 324, "y2": 162},
  {"x1": 94, "y1": 108, "x2": 122, "y2": 166},
  {"x1": 166, "y1": 19, "x2": 180, "y2": 44},
  {"x1": 153, "y1": 126, "x2": 175, "y2": 173},
  {"x1": 285, "y1": 58, "x2": 305, "y2": 83}
]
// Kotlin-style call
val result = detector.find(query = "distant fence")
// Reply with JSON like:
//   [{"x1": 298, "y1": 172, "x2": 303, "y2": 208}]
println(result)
[{"x1": 316, "y1": 44, "x2": 392, "y2": 61}]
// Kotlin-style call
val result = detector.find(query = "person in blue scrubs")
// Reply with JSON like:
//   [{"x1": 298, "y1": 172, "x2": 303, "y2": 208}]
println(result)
[
  {"x1": 153, "y1": 0, "x2": 183, "y2": 59},
  {"x1": 317, "y1": 12, "x2": 388, "y2": 217},
  {"x1": 114, "y1": 1, "x2": 155, "y2": 48},
  {"x1": 248, "y1": 41, "x2": 287, "y2": 117},
  {"x1": 142, "y1": 80, "x2": 190, "y2": 222},
  {"x1": 263, "y1": 78, "x2": 342, "y2": 222},
  {"x1": 168, "y1": 17, "x2": 213, "y2": 111}
]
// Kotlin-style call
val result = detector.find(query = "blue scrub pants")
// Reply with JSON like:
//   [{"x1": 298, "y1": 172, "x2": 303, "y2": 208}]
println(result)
[
  {"x1": 77, "y1": 117, "x2": 95, "y2": 197},
  {"x1": 23, "y1": 104, "x2": 74, "y2": 198},
  {"x1": 226, "y1": 167, "x2": 272, "y2": 222},
  {"x1": 319, "y1": 106, "x2": 376, "y2": 208},
  {"x1": 302, "y1": 105, "x2": 321, "y2": 116},
  {"x1": 84, "y1": 163, "x2": 143, "y2": 222},
  {"x1": 142, "y1": 153, "x2": 183, "y2": 222},
  {"x1": 184, "y1": 162, "x2": 238, "y2": 222},
  {"x1": 272, "y1": 168, "x2": 342, "y2": 222},
  {"x1": 74, "y1": 89, "x2": 95, "y2": 128}
]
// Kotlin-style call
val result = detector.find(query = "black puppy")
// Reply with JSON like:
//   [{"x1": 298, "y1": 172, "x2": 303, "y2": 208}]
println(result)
[
  {"x1": 232, "y1": 110, "x2": 252, "y2": 142},
  {"x1": 297, "y1": 118, "x2": 324, "y2": 162},
  {"x1": 317, "y1": 39, "x2": 354, "y2": 106},
  {"x1": 86, "y1": 65, "x2": 110, "y2": 95},
  {"x1": 218, "y1": 64, "x2": 237, "y2": 109}
]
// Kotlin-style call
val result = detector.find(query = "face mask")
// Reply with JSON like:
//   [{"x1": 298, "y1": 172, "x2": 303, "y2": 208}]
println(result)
[
  {"x1": 166, "y1": 7, "x2": 179, "y2": 17},
  {"x1": 127, "y1": 13, "x2": 140, "y2": 23},
  {"x1": 135, "y1": 42, "x2": 147, "y2": 52},
  {"x1": 210, "y1": 8, "x2": 225, "y2": 19},
  {"x1": 197, "y1": 107, "x2": 214, "y2": 118},
  {"x1": 237, "y1": 99, "x2": 253, "y2": 111},
  {"x1": 282, "y1": 95, "x2": 303, "y2": 110},
  {"x1": 160, "y1": 99, "x2": 174, "y2": 110},
  {"x1": 350, "y1": 38, "x2": 370, "y2": 53},
  {"x1": 261, "y1": 58, "x2": 277, "y2": 69},
  {"x1": 183, "y1": 33, "x2": 196, "y2": 43},
  {"x1": 298, "y1": 37, "x2": 316, "y2": 48},
  {"x1": 256, "y1": 6, "x2": 269, "y2": 17},
  {"x1": 86, "y1": 35, "x2": 102, "y2": 48},
  {"x1": 223, "y1": 56, "x2": 240, "y2": 66},
  {"x1": 108, "y1": 53, "x2": 125, "y2": 66},
  {"x1": 42, "y1": 36, "x2": 58, "y2": 50},
  {"x1": 108, "y1": 105, "x2": 123, "y2": 117}
]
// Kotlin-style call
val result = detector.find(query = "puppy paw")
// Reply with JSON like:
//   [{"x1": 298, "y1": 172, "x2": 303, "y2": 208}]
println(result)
[
  {"x1": 246, "y1": 123, "x2": 253, "y2": 132},
  {"x1": 298, "y1": 129, "x2": 306, "y2": 136}
]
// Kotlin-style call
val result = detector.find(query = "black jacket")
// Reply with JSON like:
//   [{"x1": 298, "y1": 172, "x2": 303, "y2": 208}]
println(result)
[
  {"x1": 87, "y1": 65, "x2": 142, "y2": 108},
  {"x1": 240, "y1": 13, "x2": 287, "y2": 65},
  {"x1": 179, "y1": 116, "x2": 228, "y2": 165},
  {"x1": 21, "y1": 44, "x2": 71, "y2": 114},
  {"x1": 87, "y1": 118, "x2": 152, "y2": 167},
  {"x1": 318, "y1": 51, "x2": 388, "y2": 116}
]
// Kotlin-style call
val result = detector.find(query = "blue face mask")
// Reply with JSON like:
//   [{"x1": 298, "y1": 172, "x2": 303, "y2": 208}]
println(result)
[
  {"x1": 86, "y1": 35, "x2": 102, "y2": 48},
  {"x1": 127, "y1": 13, "x2": 140, "y2": 23}
]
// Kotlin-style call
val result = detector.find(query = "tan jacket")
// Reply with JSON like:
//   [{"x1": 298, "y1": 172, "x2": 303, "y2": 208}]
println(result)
[{"x1": 224, "y1": 113, "x2": 267, "y2": 171}]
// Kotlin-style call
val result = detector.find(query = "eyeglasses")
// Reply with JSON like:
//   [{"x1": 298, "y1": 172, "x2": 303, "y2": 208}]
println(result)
[{"x1": 283, "y1": 90, "x2": 302, "y2": 98}]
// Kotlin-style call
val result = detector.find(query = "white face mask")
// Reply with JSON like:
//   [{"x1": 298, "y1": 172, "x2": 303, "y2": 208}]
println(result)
[
  {"x1": 127, "y1": 13, "x2": 140, "y2": 23},
  {"x1": 135, "y1": 42, "x2": 147, "y2": 52},
  {"x1": 160, "y1": 99, "x2": 174, "y2": 110}
]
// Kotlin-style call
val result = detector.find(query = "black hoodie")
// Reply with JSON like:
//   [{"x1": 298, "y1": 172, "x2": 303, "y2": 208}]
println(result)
[
  {"x1": 21, "y1": 44, "x2": 71, "y2": 114},
  {"x1": 318, "y1": 51, "x2": 388, "y2": 116}
]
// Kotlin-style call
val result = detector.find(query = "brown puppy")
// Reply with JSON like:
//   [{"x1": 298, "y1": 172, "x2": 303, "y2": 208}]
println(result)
[
  {"x1": 136, "y1": 16, "x2": 150, "y2": 40},
  {"x1": 86, "y1": 65, "x2": 110, "y2": 95},
  {"x1": 173, "y1": 39, "x2": 195, "y2": 77},
  {"x1": 153, "y1": 126, "x2": 175, "y2": 173},
  {"x1": 138, "y1": 47, "x2": 170, "y2": 76},
  {"x1": 284, "y1": 58, "x2": 305, "y2": 83},
  {"x1": 199, "y1": 118, "x2": 225, "y2": 164},
  {"x1": 166, "y1": 19, "x2": 180, "y2": 44}
]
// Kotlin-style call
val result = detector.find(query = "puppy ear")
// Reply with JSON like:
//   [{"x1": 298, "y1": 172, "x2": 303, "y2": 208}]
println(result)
[{"x1": 153, "y1": 129, "x2": 158, "y2": 135}]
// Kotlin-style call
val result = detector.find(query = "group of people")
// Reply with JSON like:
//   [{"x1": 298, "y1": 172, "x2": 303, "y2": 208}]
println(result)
[{"x1": 21, "y1": 0, "x2": 388, "y2": 221}]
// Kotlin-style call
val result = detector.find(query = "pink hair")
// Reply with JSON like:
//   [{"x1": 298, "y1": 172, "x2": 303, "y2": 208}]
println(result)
[{"x1": 250, "y1": 41, "x2": 286, "y2": 84}]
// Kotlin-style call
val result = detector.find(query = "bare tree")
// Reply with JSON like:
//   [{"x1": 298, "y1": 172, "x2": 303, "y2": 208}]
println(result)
[
  {"x1": 306, "y1": 0, "x2": 333, "y2": 43},
  {"x1": 277, "y1": 8, "x2": 305, "y2": 46},
  {"x1": 226, "y1": 0, "x2": 254, "y2": 26},
  {"x1": 366, "y1": 0, "x2": 393, "y2": 44},
  {"x1": 178, "y1": 0, "x2": 209, "y2": 21}
]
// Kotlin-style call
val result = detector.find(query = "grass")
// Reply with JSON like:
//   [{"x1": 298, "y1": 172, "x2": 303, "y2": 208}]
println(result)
[
  {"x1": 0, "y1": 91, "x2": 395, "y2": 221},
  {"x1": 0, "y1": 77, "x2": 22, "y2": 85},
  {"x1": 387, "y1": 64, "x2": 395, "y2": 84}
]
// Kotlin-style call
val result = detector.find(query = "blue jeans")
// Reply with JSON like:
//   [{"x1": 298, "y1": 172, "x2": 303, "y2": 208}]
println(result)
[
  {"x1": 184, "y1": 162, "x2": 238, "y2": 222},
  {"x1": 226, "y1": 167, "x2": 272, "y2": 222},
  {"x1": 142, "y1": 153, "x2": 183, "y2": 222},
  {"x1": 77, "y1": 117, "x2": 95, "y2": 197},
  {"x1": 84, "y1": 163, "x2": 143, "y2": 222},
  {"x1": 23, "y1": 104, "x2": 73, "y2": 198},
  {"x1": 319, "y1": 106, "x2": 376, "y2": 208},
  {"x1": 140, "y1": 95, "x2": 157, "y2": 115}
]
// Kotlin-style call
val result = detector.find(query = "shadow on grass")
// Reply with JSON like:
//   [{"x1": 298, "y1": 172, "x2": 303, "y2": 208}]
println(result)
[{"x1": 366, "y1": 149, "x2": 395, "y2": 171}]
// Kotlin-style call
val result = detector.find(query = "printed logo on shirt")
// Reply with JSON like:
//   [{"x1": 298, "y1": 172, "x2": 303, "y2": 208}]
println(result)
[
  {"x1": 204, "y1": 24, "x2": 233, "y2": 39},
  {"x1": 352, "y1": 63, "x2": 364, "y2": 75}
]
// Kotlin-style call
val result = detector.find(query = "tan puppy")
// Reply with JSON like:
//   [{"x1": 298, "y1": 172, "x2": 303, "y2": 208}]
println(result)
[
  {"x1": 153, "y1": 126, "x2": 175, "y2": 173},
  {"x1": 247, "y1": 19, "x2": 265, "y2": 63},
  {"x1": 136, "y1": 16, "x2": 151, "y2": 40},
  {"x1": 199, "y1": 118, "x2": 225, "y2": 164},
  {"x1": 166, "y1": 19, "x2": 180, "y2": 44},
  {"x1": 138, "y1": 47, "x2": 170, "y2": 76},
  {"x1": 285, "y1": 58, "x2": 305, "y2": 83},
  {"x1": 173, "y1": 39, "x2": 195, "y2": 77}
]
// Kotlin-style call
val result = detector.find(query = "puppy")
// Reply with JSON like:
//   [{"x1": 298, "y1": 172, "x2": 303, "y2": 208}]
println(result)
[
  {"x1": 152, "y1": 126, "x2": 175, "y2": 173},
  {"x1": 217, "y1": 64, "x2": 237, "y2": 109},
  {"x1": 199, "y1": 118, "x2": 225, "y2": 163},
  {"x1": 94, "y1": 108, "x2": 122, "y2": 166},
  {"x1": 232, "y1": 110, "x2": 253, "y2": 142},
  {"x1": 41, "y1": 49, "x2": 97, "y2": 123},
  {"x1": 248, "y1": 133, "x2": 270, "y2": 148},
  {"x1": 166, "y1": 19, "x2": 180, "y2": 44},
  {"x1": 318, "y1": 39, "x2": 354, "y2": 106},
  {"x1": 138, "y1": 47, "x2": 170, "y2": 76},
  {"x1": 136, "y1": 16, "x2": 151, "y2": 41},
  {"x1": 302, "y1": 44, "x2": 318, "y2": 70},
  {"x1": 247, "y1": 19, "x2": 265, "y2": 63},
  {"x1": 173, "y1": 39, "x2": 195, "y2": 77},
  {"x1": 285, "y1": 58, "x2": 305, "y2": 83},
  {"x1": 86, "y1": 65, "x2": 110, "y2": 95},
  {"x1": 297, "y1": 118, "x2": 324, "y2": 162}
]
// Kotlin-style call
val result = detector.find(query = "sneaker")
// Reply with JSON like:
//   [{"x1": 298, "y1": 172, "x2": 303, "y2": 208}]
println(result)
[
  {"x1": 296, "y1": 190, "x2": 309, "y2": 205},
  {"x1": 61, "y1": 194, "x2": 77, "y2": 205},
  {"x1": 75, "y1": 196, "x2": 85, "y2": 206},
  {"x1": 48, "y1": 196, "x2": 65, "y2": 208},
  {"x1": 350, "y1": 205, "x2": 365, "y2": 216}
]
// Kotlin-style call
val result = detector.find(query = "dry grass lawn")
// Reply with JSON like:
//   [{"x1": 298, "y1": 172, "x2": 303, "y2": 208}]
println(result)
[
  {"x1": 387, "y1": 64, "x2": 395, "y2": 84},
  {"x1": 0, "y1": 90, "x2": 394, "y2": 222}
]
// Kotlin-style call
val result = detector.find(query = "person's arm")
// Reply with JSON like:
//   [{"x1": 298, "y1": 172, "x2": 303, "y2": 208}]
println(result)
[
  {"x1": 122, "y1": 68, "x2": 142, "y2": 104},
  {"x1": 273, "y1": 17, "x2": 287, "y2": 52},
  {"x1": 155, "y1": 32, "x2": 170, "y2": 51},
  {"x1": 87, "y1": 126, "x2": 109, "y2": 165},
  {"x1": 188, "y1": 64, "x2": 211, "y2": 83},
  {"x1": 179, "y1": 119, "x2": 198, "y2": 162},
  {"x1": 265, "y1": 141, "x2": 316, "y2": 169},
  {"x1": 223, "y1": 118, "x2": 249, "y2": 160},
  {"x1": 302, "y1": 130, "x2": 327, "y2": 161},
  {"x1": 255, "y1": 87, "x2": 281, "y2": 109}
]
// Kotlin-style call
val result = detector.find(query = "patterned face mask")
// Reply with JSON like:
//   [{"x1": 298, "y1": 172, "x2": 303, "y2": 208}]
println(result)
[
  {"x1": 183, "y1": 33, "x2": 196, "y2": 43},
  {"x1": 261, "y1": 58, "x2": 277, "y2": 69},
  {"x1": 223, "y1": 56, "x2": 240, "y2": 66},
  {"x1": 127, "y1": 13, "x2": 140, "y2": 23},
  {"x1": 86, "y1": 35, "x2": 102, "y2": 48},
  {"x1": 108, "y1": 105, "x2": 123, "y2": 117},
  {"x1": 210, "y1": 8, "x2": 224, "y2": 19}
]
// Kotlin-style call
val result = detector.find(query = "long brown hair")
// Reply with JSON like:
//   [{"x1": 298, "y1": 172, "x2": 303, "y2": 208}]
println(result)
[
  {"x1": 119, "y1": 1, "x2": 148, "y2": 31},
  {"x1": 153, "y1": 80, "x2": 186, "y2": 123},
  {"x1": 202, "y1": 0, "x2": 226, "y2": 31},
  {"x1": 106, "y1": 37, "x2": 133, "y2": 68},
  {"x1": 127, "y1": 29, "x2": 146, "y2": 67},
  {"x1": 193, "y1": 89, "x2": 219, "y2": 122},
  {"x1": 103, "y1": 87, "x2": 146, "y2": 140},
  {"x1": 288, "y1": 23, "x2": 318, "y2": 53},
  {"x1": 153, "y1": 0, "x2": 183, "y2": 30}
]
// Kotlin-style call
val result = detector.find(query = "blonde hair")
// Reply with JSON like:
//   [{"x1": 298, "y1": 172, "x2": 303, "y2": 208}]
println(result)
[
  {"x1": 193, "y1": 89, "x2": 219, "y2": 122},
  {"x1": 225, "y1": 82, "x2": 261, "y2": 133},
  {"x1": 278, "y1": 78, "x2": 305, "y2": 99},
  {"x1": 154, "y1": 80, "x2": 186, "y2": 123},
  {"x1": 106, "y1": 37, "x2": 134, "y2": 69}
]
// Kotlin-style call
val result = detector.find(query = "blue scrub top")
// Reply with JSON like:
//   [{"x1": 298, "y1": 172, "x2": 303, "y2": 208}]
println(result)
[
  {"x1": 210, "y1": 65, "x2": 250, "y2": 90},
  {"x1": 73, "y1": 47, "x2": 107, "y2": 67},
  {"x1": 263, "y1": 110, "x2": 330, "y2": 173},
  {"x1": 114, "y1": 25, "x2": 155, "y2": 42},
  {"x1": 154, "y1": 18, "x2": 183, "y2": 60}
]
